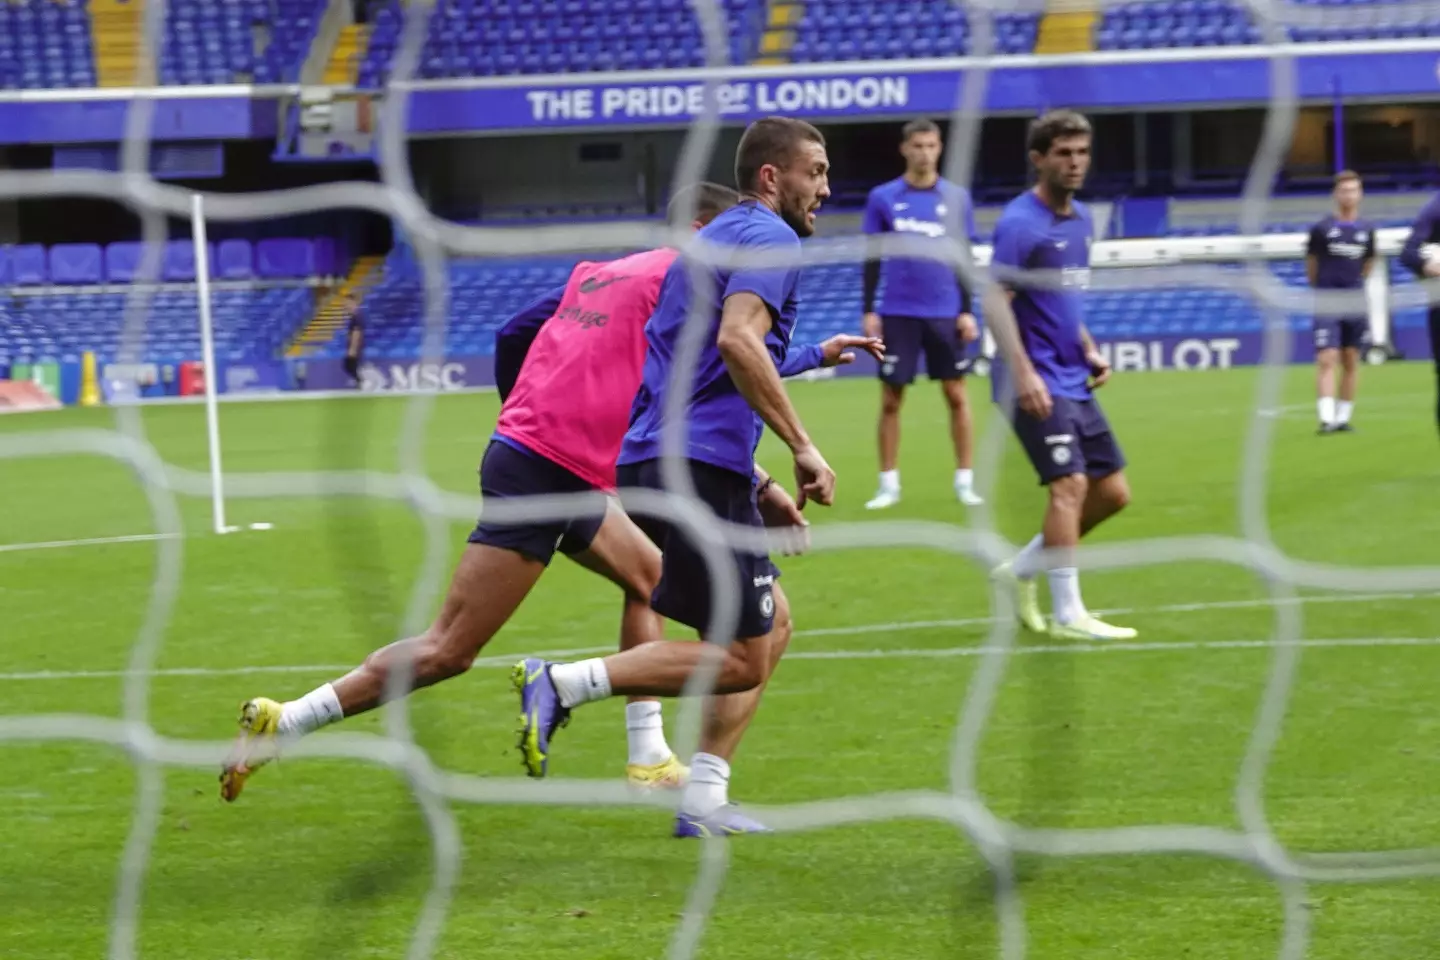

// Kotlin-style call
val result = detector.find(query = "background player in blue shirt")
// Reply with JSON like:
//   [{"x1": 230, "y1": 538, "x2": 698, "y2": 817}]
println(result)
[
  {"x1": 1306, "y1": 170, "x2": 1375, "y2": 434},
  {"x1": 514, "y1": 117, "x2": 868, "y2": 839},
  {"x1": 861, "y1": 118, "x2": 984, "y2": 510},
  {"x1": 987, "y1": 110, "x2": 1137, "y2": 643},
  {"x1": 1397, "y1": 190, "x2": 1440, "y2": 436}
]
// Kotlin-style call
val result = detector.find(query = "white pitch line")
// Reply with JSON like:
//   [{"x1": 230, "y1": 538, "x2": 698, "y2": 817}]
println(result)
[
  {"x1": 796, "y1": 590, "x2": 1440, "y2": 638},
  {"x1": 4, "y1": 635, "x2": 1440, "y2": 683},
  {"x1": 0, "y1": 533, "x2": 181, "y2": 554}
]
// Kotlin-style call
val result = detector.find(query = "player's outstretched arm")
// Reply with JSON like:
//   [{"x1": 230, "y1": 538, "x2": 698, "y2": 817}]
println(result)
[
  {"x1": 1398, "y1": 197, "x2": 1440, "y2": 279},
  {"x1": 777, "y1": 334, "x2": 885, "y2": 377},
  {"x1": 717, "y1": 291, "x2": 835, "y2": 507},
  {"x1": 494, "y1": 284, "x2": 565, "y2": 400}
]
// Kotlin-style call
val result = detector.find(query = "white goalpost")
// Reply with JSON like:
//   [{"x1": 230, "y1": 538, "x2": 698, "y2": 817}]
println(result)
[{"x1": 191, "y1": 191, "x2": 272, "y2": 537}]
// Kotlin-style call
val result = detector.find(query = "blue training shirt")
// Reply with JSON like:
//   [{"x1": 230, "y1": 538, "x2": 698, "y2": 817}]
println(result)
[
  {"x1": 1306, "y1": 215, "x2": 1375, "y2": 291},
  {"x1": 861, "y1": 176, "x2": 977, "y2": 319},
  {"x1": 989, "y1": 190, "x2": 1095, "y2": 403},
  {"x1": 618, "y1": 200, "x2": 802, "y2": 479}
]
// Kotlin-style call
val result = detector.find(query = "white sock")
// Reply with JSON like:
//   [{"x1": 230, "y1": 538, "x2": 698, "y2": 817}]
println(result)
[
  {"x1": 625, "y1": 701, "x2": 672, "y2": 766},
  {"x1": 1011, "y1": 533, "x2": 1046, "y2": 580},
  {"x1": 954, "y1": 468, "x2": 974, "y2": 490},
  {"x1": 549, "y1": 658, "x2": 612, "y2": 709},
  {"x1": 1318, "y1": 396, "x2": 1336, "y2": 424},
  {"x1": 878, "y1": 469, "x2": 900, "y2": 493},
  {"x1": 1047, "y1": 567, "x2": 1088, "y2": 625},
  {"x1": 278, "y1": 683, "x2": 343, "y2": 737},
  {"x1": 680, "y1": 751, "x2": 730, "y2": 818},
  {"x1": 1337, "y1": 400, "x2": 1354, "y2": 425}
]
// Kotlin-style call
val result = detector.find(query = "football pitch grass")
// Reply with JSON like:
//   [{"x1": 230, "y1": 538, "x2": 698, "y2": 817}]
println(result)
[{"x1": 4, "y1": 363, "x2": 1440, "y2": 959}]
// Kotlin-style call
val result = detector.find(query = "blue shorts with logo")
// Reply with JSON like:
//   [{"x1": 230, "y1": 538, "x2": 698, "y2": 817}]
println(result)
[
  {"x1": 1314, "y1": 317, "x2": 1369, "y2": 352},
  {"x1": 467, "y1": 437, "x2": 608, "y2": 565},
  {"x1": 878, "y1": 315, "x2": 971, "y2": 386},
  {"x1": 615, "y1": 457, "x2": 778, "y2": 641},
  {"x1": 1006, "y1": 396, "x2": 1127, "y2": 485}
]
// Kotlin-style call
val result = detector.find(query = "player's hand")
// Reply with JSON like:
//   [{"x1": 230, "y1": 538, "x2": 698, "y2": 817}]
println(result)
[
  {"x1": 861, "y1": 312, "x2": 883, "y2": 340},
  {"x1": 757, "y1": 480, "x2": 811, "y2": 555},
  {"x1": 818, "y1": 334, "x2": 885, "y2": 367},
  {"x1": 792, "y1": 443, "x2": 836, "y2": 509},
  {"x1": 1086, "y1": 349, "x2": 1112, "y2": 389},
  {"x1": 1015, "y1": 367, "x2": 1053, "y2": 421},
  {"x1": 957, "y1": 313, "x2": 979, "y2": 343}
]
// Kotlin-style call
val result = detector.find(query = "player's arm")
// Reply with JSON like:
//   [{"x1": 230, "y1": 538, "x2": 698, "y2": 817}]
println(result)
[
  {"x1": 987, "y1": 221, "x2": 1052, "y2": 419},
  {"x1": 1398, "y1": 199, "x2": 1440, "y2": 279},
  {"x1": 493, "y1": 284, "x2": 565, "y2": 400},
  {"x1": 860, "y1": 190, "x2": 886, "y2": 339},
  {"x1": 777, "y1": 335, "x2": 885, "y2": 377},
  {"x1": 716, "y1": 291, "x2": 833, "y2": 506},
  {"x1": 1361, "y1": 227, "x2": 1377, "y2": 280},
  {"x1": 1079, "y1": 323, "x2": 1111, "y2": 387},
  {"x1": 1305, "y1": 225, "x2": 1322, "y2": 287}
]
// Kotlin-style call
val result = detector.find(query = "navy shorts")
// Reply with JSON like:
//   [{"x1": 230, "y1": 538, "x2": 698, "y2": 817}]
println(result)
[
  {"x1": 615, "y1": 458, "x2": 779, "y2": 641},
  {"x1": 1007, "y1": 396, "x2": 1127, "y2": 485},
  {"x1": 1314, "y1": 317, "x2": 1370, "y2": 352},
  {"x1": 467, "y1": 438, "x2": 608, "y2": 565},
  {"x1": 878, "y1": 315, "x2": 970, "y2": 387}
]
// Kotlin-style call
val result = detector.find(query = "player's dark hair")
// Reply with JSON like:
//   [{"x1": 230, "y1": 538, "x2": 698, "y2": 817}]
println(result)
[
  {"x1": 1334, "y1": 169, "x2": 1361, "y2": 188},
  {"x1": 734, "y1": 116, "x2": 826, "y2": 193},
  {"x1": 901, "y1": 118, "x2": 940, "y2": 141},
  {"x1": 666, "y1": 181, "x2": 741, "y2": 225},
  {"x1": 1027, "y1": 109, "x2": 1092, "y2": 156}
]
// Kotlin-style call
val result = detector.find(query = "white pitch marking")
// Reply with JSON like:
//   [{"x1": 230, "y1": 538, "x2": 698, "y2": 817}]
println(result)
[
  {"x1": 3, "y1": 636, "x2": 1440, "y2": 683},
  {"x1": 796, "y1": 590, "x2": 1440, "y2": 638},
  {"x1": 0, "y1": 533, "x2": 181, "y2": 555}
]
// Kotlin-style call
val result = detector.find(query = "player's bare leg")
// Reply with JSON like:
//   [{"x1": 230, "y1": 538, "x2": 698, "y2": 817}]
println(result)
[
  {"x1": 220, "y1": 543, "x2": 545, "y2": 801},
  {"x1": 867, "y1": 383, "x2": 905, "y2": 509},
  {"x1": 996, "y1": 472, "x2": 1135, "y2": 642},
  {"x1": 1334, "y1": 345, "x2": 1360, "y2": 432},
  {"x1": 696, "y1": 583, "x2": 793, "y2": 762},
  {"x1": 565, "y1": 502, "x2": 687, "y2": 789},
  {"x1": 942, "y1": 378, "x2": 982, "y2": 505},
  {"x1": 1315, "y1": 345, "x2": 1339, "y2": 432}
]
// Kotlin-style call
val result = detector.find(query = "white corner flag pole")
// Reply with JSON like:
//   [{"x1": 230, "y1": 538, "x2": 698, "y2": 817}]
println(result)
[{"x1": 192, "y1": 193, "x2": 234, "y2": 535}]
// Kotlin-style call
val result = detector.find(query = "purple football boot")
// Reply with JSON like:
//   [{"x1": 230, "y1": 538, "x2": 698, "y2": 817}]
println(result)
[
  {"x1": 511, "y1": 658, "x2": 570, "y2": 777},
  {"x1": 674, "y1": 805, "x2": 772, "y2": 839}
]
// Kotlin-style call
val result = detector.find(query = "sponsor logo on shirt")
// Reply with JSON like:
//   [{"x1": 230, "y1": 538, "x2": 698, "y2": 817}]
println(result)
[
  {"x1": 578, "y1": 274, "x2": 631, "y2": 293},
  {"x1": 893, "y1": 216, "x2": 947, "y2": 238}
]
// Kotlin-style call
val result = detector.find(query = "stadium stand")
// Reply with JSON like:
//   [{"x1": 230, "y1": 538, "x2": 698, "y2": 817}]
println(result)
[
  {"x1": 791, "y1": 0, "x2": 1040, "y2": 61},
  {"x1": 1095, "y1": 0, "x2": 1440, "y2": 50},
  {"x1": 0, "y1": 0, "x2": 324, "y2": 89},
  {"x1": 0, "y1": 288, "x2": 314, "y2": 366},
  {"x1": 357, "y1": 0, "x2": 767, "y2": 85},
  {"x1": 0, "y1": 238, "x2": 335, "y2": 368},
  {"x1": 160, "y1": 0, "x2": 326, "y2": 85},
  {"x1": 0, "y1": 0, "x2": 97, "y2": 89}
]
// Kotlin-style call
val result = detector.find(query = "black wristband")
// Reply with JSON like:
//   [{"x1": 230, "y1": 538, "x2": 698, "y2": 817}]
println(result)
[{"x1": 756, "y1": 476, "x2": 775, "y2": 496}]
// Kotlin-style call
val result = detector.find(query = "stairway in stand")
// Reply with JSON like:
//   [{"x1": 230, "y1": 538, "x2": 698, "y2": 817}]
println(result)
[
  {"x1": 287, "y1": 255, "x2": 384, "y2": 357},
  {"x1": 322, "y1": 23, "x2": 371, "y2": 85},
  {"x1": 92, "y1": 0, "x2": 156, "y2": 87}
]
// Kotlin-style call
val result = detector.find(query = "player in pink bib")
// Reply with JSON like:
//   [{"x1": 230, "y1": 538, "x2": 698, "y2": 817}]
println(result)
[{"x1": 220, "y1": 181, "x2": 879, "y2": 803}]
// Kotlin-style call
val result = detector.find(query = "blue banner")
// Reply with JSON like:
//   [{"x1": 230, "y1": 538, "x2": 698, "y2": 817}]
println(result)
[
  {"x1": 405, "y1": 44, "x2": 1440, "y2": 134},
  {"x1": 0, "y1": 96, "x2": 273, "y2": 145}
]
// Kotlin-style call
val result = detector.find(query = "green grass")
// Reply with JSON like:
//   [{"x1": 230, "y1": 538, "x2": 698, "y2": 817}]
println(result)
[{"x1": 4, "y1": 363, "x2": 1440, "y2": 959}]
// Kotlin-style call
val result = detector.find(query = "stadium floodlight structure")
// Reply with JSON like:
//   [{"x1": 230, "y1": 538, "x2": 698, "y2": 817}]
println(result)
[{"x1": 8, "y1": 6, "x2": 1440, "y2": 960}]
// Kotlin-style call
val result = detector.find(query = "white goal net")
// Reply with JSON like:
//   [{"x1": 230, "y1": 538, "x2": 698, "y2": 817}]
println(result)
[{"x1": 4, "y1": 1, "x2": 1440, "y2": 959}]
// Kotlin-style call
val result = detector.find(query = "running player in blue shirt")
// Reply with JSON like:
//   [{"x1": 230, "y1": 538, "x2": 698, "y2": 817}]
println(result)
[
  {"x1": 861, "y1": 118, "x2": 984, "y2": 509},
  {"x1": 513, "y1": 117, "x2": 868, "y2": 838},
  {"x1": 1397, "y1": 190, "x2": 1440, "y2": 436},
  {"x1": 987, "y1": 110, "x2": 1136, "y2": 643},
  {"x1": 1307, "y1": 170, "x2": 1376, "y2": 434}
]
